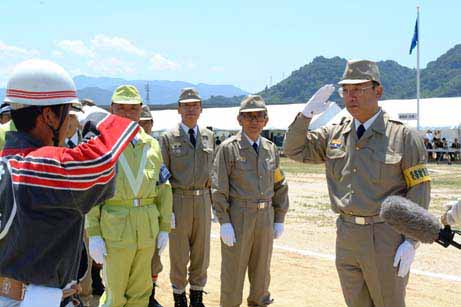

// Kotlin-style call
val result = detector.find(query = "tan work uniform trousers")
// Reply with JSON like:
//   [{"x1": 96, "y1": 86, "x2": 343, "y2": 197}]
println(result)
[
  {"x1": 335, "y1": 217, "x2": 409, "y2": 307},
  {"x1": 221, "y1": 200, "x2": 274, "y2": 307},
  {"x1": 169, "y1": 189, "x2": 211, "y2": 293}
]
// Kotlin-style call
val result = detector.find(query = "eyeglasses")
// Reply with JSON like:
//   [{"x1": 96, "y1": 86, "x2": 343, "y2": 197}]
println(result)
[
  {"x1": 338, "y1": 85, "x2": 374, "y2": 98},
  {"x1": 240, "y1": 113, "x2": 267, "y2": 122}
]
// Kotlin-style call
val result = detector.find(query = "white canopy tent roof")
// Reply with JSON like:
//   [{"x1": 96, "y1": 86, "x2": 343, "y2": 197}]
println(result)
[
  {"x1": 327, "y1": 97, "x2": 461, "y2": 129},
  {"x1": 151, "y1": 102, "x2": 341, "y2": 132}
]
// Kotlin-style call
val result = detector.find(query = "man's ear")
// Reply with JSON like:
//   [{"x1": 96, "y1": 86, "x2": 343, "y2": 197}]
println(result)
[{"x1": 376, "y1": 85, "x2": 383, "y2": 99}]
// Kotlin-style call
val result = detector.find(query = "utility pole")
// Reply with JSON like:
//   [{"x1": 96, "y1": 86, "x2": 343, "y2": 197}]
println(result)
[{"x1": 145, "y1": 82, "x2": 150, "y2": 104}]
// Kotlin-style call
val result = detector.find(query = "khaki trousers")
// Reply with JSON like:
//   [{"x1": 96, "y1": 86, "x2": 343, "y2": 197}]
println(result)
[
  {"x1": 169, "y1": 190, "x2": 211, "y2": 293},
  {"x1": 335, "y1": 217, "x2": 409, "y2": 307},
  {"x1": 220, "y1": 200, "x2": 274, "y2": 307}
]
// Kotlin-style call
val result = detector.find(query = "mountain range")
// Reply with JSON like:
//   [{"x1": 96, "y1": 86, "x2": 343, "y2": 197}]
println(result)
[
  {"x1": 1, "y1": 44, "x2": 461, "y2": 108},
  {"x1": 205, "y1": 44, "x2": 461, "y2": 108},
  {"x1": 0, "y1": 77, "x2": 248, "y2": 106}
]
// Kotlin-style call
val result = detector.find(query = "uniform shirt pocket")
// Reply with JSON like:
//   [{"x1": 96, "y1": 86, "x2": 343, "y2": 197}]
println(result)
[
  {"x1": 371, "y1": 151, "x2": 402, "y2": 185},
  {"x1": 326, "y1": 148, "x2": 347, "y2": 180}
]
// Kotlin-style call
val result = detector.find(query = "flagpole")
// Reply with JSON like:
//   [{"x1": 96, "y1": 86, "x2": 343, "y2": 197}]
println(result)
[{"x1": 416, "y1": 6, "x2": 421, "y2": 131}]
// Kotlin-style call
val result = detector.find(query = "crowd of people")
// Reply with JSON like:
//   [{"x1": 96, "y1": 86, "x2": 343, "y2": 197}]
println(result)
[
  {"x1": 0, "y1": 57, "x2": 458, "y2": 307},
  {"x1": 423, "y1": 129, "x2": 461, "y2": 162}
]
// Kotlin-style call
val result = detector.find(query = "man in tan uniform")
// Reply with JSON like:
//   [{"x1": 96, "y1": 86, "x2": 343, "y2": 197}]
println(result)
[
  {"x1": 283, "y1": 60, "x2": 431, "y2": 307},
  {"x1": 160, "y1": 88, "x2": 214, "y2": 307},
  {"x1": 212, "y1": 95, "x2": 289, "y2": 307}
]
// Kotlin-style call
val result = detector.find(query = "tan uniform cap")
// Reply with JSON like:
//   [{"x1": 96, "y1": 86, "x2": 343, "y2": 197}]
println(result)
[
  {"x1": 140, "y1": 104, "x2": 153, "y2": 121},
  {"x1": 112, "y1": 85, "x2": 143, "y2": 104},
  {"x1": 239, "y1": 95, "x2": 267, "y2": 113},
  {"x1": 339, "y1": 60, "x2": 381, "y2": 85},
  {"x1": 178, "y1": 88, "x2": 201, "y2": 104}
]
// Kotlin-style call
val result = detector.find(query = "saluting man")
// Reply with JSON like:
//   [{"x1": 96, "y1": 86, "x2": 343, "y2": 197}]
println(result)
[
  {"x1": 283, "y1": 60, "x2": 431, "y2": 307},
  {"x1": 212, "y1": 95, "x2": 289, "y2": 307},
  {"x1": 160, "y1": 88, "x2": 214, "y2": 307},
  {"x1": 86, "y1": 85, "x2": 173, "y2": 307}
]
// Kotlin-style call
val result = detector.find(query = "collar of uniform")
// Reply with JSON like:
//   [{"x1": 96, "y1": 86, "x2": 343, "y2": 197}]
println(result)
[
  {"x1": 369, "y1": 109, "x2": 386, "y2": 135},
  {"x1": 7, "y1": 131, "x2": 44, "y2": 148},
  {"x1": 242, "y1": 131, "x2": 261, "y2": 147},
  {"x1": 132, "y1": 129, "x2": 151, "y2": 145},
  {"x1": 180, "y1": 122, "x2": 198, "y2": 136},
  {"x1": 235, "y1": 131, "x2": 249, "y2": 150},
  {"x1": 354, "y1": 109, "x2": 382, "y2": 131}
]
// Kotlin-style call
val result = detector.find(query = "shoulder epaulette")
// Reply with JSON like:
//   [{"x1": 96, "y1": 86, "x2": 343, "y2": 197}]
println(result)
[{"x1": 388, "y1": 119, "x2": 404, "y2": 125}]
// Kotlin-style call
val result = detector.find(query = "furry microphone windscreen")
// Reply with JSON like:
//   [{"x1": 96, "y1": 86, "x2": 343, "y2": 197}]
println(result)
[{"x1": 380, "y1": 196, "x2": 441, "y2": 244}]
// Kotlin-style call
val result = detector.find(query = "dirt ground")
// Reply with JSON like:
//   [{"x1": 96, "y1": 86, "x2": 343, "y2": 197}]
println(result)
[{"x1": 91, "y1": 159, "x2": 461, "y2": 307}]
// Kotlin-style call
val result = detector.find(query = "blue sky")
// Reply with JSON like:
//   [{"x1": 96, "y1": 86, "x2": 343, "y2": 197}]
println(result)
[{"x1": 0, "y1": 0, "x2": 459, "y2": 92}]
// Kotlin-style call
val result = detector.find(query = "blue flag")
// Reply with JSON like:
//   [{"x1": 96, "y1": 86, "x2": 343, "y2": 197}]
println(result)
[{"x1": 409, "y1": 17, "x2": 419, "y2": 55}]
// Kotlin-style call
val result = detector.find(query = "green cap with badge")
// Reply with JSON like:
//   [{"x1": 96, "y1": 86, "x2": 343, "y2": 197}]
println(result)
[
  {"x1": 178, "y1": 88, "x2": 201, "y2": 104},
  {"x1": 239, "y1": 95, "x2": 267, "y2": 113},
  {"x1": 339, "y1": 60, "x2": 381, "y2": 85},
  {"x1": 112, "y1": 85, "x2": 143, "y2": 104}
]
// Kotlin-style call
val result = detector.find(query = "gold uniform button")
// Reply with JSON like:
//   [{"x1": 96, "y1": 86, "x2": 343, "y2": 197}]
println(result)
[
  {"x1": 353, "y1": 168, "x2": 357, "y2": 173},
  {"x1": 351, "y1": 190, "x2": 355, "y2": 194},
  {"x1": 355, "y1": 146, "x2": 360, "y2": 150}
]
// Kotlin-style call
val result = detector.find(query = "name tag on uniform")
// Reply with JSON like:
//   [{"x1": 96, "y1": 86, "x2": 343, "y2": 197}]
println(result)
[{"x1": 329, "y1": 139, "x2": 342, "y2": 149}]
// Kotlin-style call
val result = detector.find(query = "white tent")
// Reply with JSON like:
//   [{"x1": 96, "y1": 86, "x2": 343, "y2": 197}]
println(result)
[
  {"x1": 151, "y1": 102, "x2": 341, "y2": 132},
  {"x1": 327, "y1": 97, "x2": 461, "y2": 130}
]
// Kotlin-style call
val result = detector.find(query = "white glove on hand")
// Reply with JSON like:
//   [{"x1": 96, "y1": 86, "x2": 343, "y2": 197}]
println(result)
[
  {"x1": 393, "y1": 240, "x2": 416, "y2": 277},
  {"x1": 89, "y1": 236, "x2": 107, "y2": 265},
  {"x1": 273, "y1": 223, "x2": 284, "y2": 239},
  {"x1": 442, "y1": 200, "x2": 461, "y2": 226},
  {"x1": 21, "y1": 284, "x2": 63, "y2": 307},
  {"x1": 157, "y1": 231, "x2": 169, "y2": 255},
  {"x1": 171, "y1": 213, "x2": 176, "y2": 229},
  {"x1": 302, "y1": 84, "x2": 336, "y2": 118},
  {"x1": 220, "y1": 223, "x2": 236, "y2": 247}
]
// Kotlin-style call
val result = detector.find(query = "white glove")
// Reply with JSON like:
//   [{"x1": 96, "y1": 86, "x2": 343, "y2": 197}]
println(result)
[
  {"x1": 157, "y1": 231, "x2": 169, "y2": 255},
  {"x1": 21, "y1": 284, "x2": 63, "y2": 307},
  {"x1": 211, "y1": 208, "x2": 218, "y2": 223},
  {"x1": 171, "y1": 213, "x2": 176, "y2": 229},
  {"x1": 393, "y1": 240, "x2": 416, "y2": 277},
  {"x1": 220, "y1": 223, "x2": 236, "y2": 247},
  {"x1": 442, "y1": 200, "x2": 461, "y2": 226},
  {"x1": 89, "y1": 236, "x2": 107, "y2": 265},
  {"x1": 302, "y1": 84, "x2": 336, "y2": 118},
  {"x1": 273, "y1": 223, "x2": 284, "y2": 239}
]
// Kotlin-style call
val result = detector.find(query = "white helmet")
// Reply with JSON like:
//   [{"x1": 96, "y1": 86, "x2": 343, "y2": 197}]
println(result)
[{"x1": 5, "y1": 59, "x2": 78, "y2": 110}]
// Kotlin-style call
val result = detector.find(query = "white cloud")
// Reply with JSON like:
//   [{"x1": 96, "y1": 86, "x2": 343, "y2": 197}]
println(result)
[
  {"x1": 91, "y1": 34, "x2": 146, "y2": 57},
  {"x1": 211, "y1": 66, "x2": 224, "y2": 72},
  {"x1": 149, "y1": 54, "x2": 180, "y2": 71},
  {"x1": 52, "y1": 50, "x2": 64, "y2": 57},
  {"x1": 0, "y1": 40, "x2": 39, "y2": 58},
  {"x1": 88, "y1": 57, "x2": 136, "y2": 76},
  {"x1": 56, "y1": 40, "x2": 95, "y2": 58}
]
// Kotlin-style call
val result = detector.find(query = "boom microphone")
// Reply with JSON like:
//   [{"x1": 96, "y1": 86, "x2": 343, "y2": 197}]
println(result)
[{"x1": 380, "y1": 196, "x2": 461, "y2": 249}]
